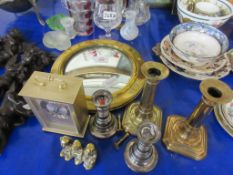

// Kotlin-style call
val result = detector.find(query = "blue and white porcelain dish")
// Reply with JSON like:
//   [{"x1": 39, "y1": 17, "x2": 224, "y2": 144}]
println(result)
[
  {"x1": 169, "y1": 22, "x2": 229, "y2": 65},
  {"x1": 177, "y1": 0, "x2": 233, "y2": 28}
]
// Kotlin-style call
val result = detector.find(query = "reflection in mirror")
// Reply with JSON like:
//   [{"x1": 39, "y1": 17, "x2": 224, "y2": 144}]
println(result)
[{"x1": 64, "y1": 46, "x2": 133, "y2": 96}]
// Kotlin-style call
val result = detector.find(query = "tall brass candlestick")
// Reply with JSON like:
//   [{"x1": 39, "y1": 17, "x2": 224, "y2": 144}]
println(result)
[
  {"x1": 114, "y1": 61, "x2": 169, "y2": 149},
  {"x1": 163, "y1": 79, "x2": 233, "y2": 160}
]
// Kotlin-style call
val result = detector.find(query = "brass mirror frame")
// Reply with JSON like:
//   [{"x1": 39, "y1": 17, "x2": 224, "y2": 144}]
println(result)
[{"x1": 51, "y1": 39, "x2": 145, "y2": 111}]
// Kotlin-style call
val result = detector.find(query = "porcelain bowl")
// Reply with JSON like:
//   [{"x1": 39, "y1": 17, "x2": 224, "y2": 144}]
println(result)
[
  {"x1": 169, "y1": 22, "x2": 229, "y2": 65},
  {"x1": 177, "y1": 0, "x2": 233, "y2": 28}
]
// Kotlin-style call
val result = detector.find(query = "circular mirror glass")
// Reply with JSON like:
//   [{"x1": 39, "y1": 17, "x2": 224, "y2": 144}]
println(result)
[
  {"x1": 64, "y1": 46, "x2": 132, "y2": 96},
  {"x1": 51, "y1": 39, "x2": 144, "y2": 111}
]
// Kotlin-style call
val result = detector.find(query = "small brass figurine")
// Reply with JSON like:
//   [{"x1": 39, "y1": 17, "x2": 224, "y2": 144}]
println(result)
[
  {"x1": 124, "y1": 122, "x2": 161, "y2": 173},
  {"x1": 115, "y1": 61, "x2": 169, "y2": 148},
  {"x1": 60, "y1": 136, "x2": 73, "y2": 161},
  {"x1": 83, "y1": 143, "x2": 97, "y2": 170},
  {"x1": 71, "y1": 140, "x2": 83, "y2": 165},
  {"x1": 163, "y1": 79, "x2": 233, "y2": 160},
  {"x1": 89, "y1": 90, "x2": 117, "y2": 138}
]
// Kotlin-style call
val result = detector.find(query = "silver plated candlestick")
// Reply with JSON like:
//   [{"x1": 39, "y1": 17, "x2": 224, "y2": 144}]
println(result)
[
  {"x1": 89, "y1": 90, "x2": 117, "y2": 138},
  {"x1": 124, "y1": 122, "x2": 161, "y2": 173}
]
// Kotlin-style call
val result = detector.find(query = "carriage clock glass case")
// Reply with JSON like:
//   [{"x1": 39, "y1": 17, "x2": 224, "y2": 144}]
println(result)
[
  {"x1": 19, "y1": 71, "x2": 90, "y2": 138},
  {"x1": 51, "y1": 39, "x2": 145, "y2": 111}
]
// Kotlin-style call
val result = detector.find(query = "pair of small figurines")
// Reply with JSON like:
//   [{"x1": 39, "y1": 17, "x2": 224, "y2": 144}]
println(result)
[{"x1": 60, "y1": 136, "x2": 97, "y2": 170}]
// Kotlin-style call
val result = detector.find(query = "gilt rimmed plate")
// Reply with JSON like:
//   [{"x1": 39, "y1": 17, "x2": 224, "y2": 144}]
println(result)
[
  {"x1": 221, "y1": 100, "x2": 233, "y2": 126},
  {"x1": 158, "y1": 53, "x2": 231, "y2": 80},
  {"x1": 215, "y1": 100, "x2": 233, "y2": 137},
  {"x1": 160, "y1": 36, "x2": 227, "y2": 74}
]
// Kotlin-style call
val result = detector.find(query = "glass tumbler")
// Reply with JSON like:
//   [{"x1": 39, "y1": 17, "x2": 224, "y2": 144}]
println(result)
[{"x1": 62, "y1": 0, "x2": 94, "y2": 36}]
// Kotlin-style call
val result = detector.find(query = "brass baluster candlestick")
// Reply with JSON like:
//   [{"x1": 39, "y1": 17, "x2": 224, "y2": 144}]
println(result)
[
  {"x1": 89, "y1": 90, "x2": 117, "y2": 138},
  {"x1": 114, "y1": 61, "x2": 169, "y2": 149},
  {"x1": 163, "y1": 79, "x2": 233, "y2": 160}
]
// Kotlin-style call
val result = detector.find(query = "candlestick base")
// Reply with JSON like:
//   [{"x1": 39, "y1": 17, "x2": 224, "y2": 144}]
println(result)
[
  {"x1": 89, "y1": 113, "x2": 118, "y2": 139},
  {"x1": 124, "y1": 140, "x2": 158, "y2": 173},
  {"x1": 122, "y1": 102, "x2": 162, "y2": 136},
  {"x1": 163, "y1": 115, "x2": 207, "y2": 160}
]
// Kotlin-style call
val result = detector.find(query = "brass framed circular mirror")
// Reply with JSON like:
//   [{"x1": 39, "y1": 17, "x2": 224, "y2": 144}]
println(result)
[{"x1": 51, "y1": 39, "x2": 144, "y2": 111}]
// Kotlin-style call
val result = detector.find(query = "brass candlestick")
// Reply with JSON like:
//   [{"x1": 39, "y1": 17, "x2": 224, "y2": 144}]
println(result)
[
  {"x1": 114, "y1": 61, "x2": 169, "y2": 149},
  {"x1": 89, "y1": 90, "x2": 117, "y2": 138},
  {"x1": 163, "y1": 79, "x2": 233, "y2": 160}
]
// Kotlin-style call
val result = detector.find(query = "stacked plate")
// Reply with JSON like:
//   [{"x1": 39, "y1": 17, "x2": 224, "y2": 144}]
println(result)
[
  {"x1": 215, "y1": 99, "x2": 233, "y2": 137},
  {"x1": 153, "y1": 23, "x2": 232, "y2": 80}
]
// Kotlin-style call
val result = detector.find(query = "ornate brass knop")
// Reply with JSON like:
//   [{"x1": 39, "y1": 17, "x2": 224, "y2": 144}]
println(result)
[
  {"x1": 71, "y1": 140, "x2": 83, "y2": 165},
  {"x1": 114, "y1": 61, "x2": 169, "y2": 148},
  {"x1": 60, "y1": 136, "x2": 73, "y2": 161},
  {"x1": 163, "y1": 79, "x2": 233, "y2": 160},
  {"x1": 89, "y1": 90, "x2": 117, "y2": 138},
  {"x1": 83, "y1": 143, "x2": 97, "y2": 170}
]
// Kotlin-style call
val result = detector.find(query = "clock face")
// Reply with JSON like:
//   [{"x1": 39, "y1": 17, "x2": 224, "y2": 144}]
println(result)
[
  {"x1": 64, "y1": 46, "x2": 132, "y2": 96},
  {"x1": 40, "y1": 101, "x2": 70, "y2": 120},
  {"x1": 34, "y1": 100, "x2": 75, "y2": 129}
]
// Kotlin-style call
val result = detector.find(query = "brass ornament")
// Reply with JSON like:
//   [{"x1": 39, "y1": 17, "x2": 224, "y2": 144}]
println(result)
[
  {"x1": 60, "y1": 136, "x2": 73, "y2": 161},
  {"x1": 71, "y1": 140, "x2": 83, "y2": 165},
  {"x1": 163, "y1": 79, "x2": 233, "y2": 160},
  {"x1": 114, "y1": 61, "x2": 169, "y2": 148},
  {"x1": 83, "y1": 143, "x2": 97, "y2": 170},
  {"x1": 59, "y1": 136, "x2": 97, "y2": 170}
]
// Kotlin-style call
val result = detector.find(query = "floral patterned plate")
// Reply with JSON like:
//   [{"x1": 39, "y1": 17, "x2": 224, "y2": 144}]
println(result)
[
  {"x1": 215, "y1": 100, "x2": 233, "y2": 137},
  {"x1": 222, "y1": 99, "x2": 233, "y2": 126},
  {"x1": 160, "y1": 36, "x2": 227, "y2": 74},
  {"x1": 153, "y1": 43, "x2": 231, "y2": 80}
]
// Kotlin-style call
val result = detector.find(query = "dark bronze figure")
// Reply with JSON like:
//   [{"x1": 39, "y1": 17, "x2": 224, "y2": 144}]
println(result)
[{"x1": 0, "y1": 29, "x2": 54, "y2": 154}]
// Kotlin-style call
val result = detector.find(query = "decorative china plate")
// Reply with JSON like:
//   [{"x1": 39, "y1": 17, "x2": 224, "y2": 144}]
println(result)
[
  {"x1": 169, "y1": 22, "x2": 229, "y2": 65},
  {"x1": 222, "y1": 100, "x2": 233, "y2": 126},
  {"x1": 194, "y1": 1, "x2": 221, "y2": 16},
  {"x1": 153, "y1": 42, "x2": 231, "y2": 80},
  {"x1": 173, "y1": 31, "x2": 221, "y2": 58},
  {"x1": 159, "y1": 54, "x2": 231, "y2": 80},
  {"x1": 160, "y1": 36, "x2": 227, "y2": 74},
  {"x1": 177, "y1": 0, "x2": 233, "y2": 28},
  {"x1": 215, "y1": 100, "x2": 233, "y2": 137}
]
